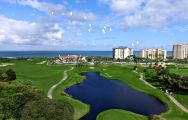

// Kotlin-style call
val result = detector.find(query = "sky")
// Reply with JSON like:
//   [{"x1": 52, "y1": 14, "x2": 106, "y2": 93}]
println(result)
[{"x1": 0, "y1": 0, "x2": 188, "y2": 51}]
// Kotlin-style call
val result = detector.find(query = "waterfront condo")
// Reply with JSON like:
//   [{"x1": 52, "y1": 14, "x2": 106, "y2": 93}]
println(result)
[
  {"x1": 113, "y1": 46, "x2": 133, "y2": 59},
  {"x1": 173, "y1": 44, "x2": 188, "y2": 59},
  {"x1": 141, "y1": 49, "x2": 167, "y2": 60}
]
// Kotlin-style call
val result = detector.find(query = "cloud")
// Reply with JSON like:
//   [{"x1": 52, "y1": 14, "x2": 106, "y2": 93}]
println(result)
[
  {"x1": 2, "y1": 0, "x2": 98, "y2": 42},
  {"x1": 99, "y1": 0, "x2": 144, "y2": 14},
  {"x1": 99, "y1": 0, "x2": 188, "y2": 29},
  {"x1": 0, "y1": 15, "x2": 98, "y2": 48},
  {"x1": 0, "y1": 15, "x2": 64, "y2": 46},
  {"x1": 66, "y1": 11, "x2": 97, "y2": 22},
  {"x1": 13, "y1": 0, "x2": 97, "y2": 22},
  {"x1": 18, "y1": 0, "x2": 65, "y2": 15}
]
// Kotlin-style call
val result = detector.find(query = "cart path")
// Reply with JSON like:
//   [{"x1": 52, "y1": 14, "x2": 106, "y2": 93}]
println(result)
[
  {"x1": 139, "y1": 73, "x2": 188, "y2": 113},
  {"x1": 48, "y1": 67, "x2": 74, "y2": 99}
]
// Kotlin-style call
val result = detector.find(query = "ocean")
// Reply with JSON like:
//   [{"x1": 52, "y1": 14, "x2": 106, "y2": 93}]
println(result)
[{"x1": 0, "y1": 51, "x2": 173, "y2": 58}]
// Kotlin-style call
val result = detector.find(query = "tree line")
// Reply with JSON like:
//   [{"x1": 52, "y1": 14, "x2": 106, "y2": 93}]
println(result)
[
  {"x1": 0, "y1": 70, "x2": 74, "y2": 120},
  {"x1": 0, "y1": 69, "x2": 16, "y2": 82},
  {"x1": 144, "y1": 67, "x2": 188, "y2": 91}
]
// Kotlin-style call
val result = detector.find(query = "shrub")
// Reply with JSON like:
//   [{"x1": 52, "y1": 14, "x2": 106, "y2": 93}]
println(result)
[
  {"x1": 0, "y1": 69, "x2": 16, "y2": 82},
  {"x1": 5, "y1": 69, "x2": 16, "y2": 81},
  {"x1": 149, "y1": 115, "x2": 165, "y2": 120},
  {"x1": 0, "y1": 81, "x2": 74, "y2": 120}
]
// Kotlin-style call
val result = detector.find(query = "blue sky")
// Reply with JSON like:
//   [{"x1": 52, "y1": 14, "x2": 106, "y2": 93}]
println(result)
[{"x1": 0, "y1": 0, "x2": 188, "y2": 51}]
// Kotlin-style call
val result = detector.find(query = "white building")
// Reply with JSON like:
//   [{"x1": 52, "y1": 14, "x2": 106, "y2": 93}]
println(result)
[
  {"x1": 173, "y1": 44, "x2": 188, "y2": 59},
  {"x1": 57, "y1": 55, "x2": 86, "y2": 63},
  {"x1": 113, "y1": 46, "x2": 133, "y2": 59},
  {"x1": 141, "y1": 49, "x2": 167, "y2": 59}
]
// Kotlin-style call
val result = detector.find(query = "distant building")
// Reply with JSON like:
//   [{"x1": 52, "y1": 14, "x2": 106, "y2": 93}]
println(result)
[
  {"x1": 173, "y1": 44, "x2": 188, "y2": 59},
  {"x1": 57, "y1": 55, "x2": 86, "y2": 63},
  {"x1": 141, "y1": 49, "x2": 167, "y2": 59},
  {"x1": 113, "y1": 46, "x2": 133, "y2": 59}
]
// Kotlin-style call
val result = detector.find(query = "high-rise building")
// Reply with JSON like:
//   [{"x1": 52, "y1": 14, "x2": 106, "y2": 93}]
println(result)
[
  {"x1": 141, "y1": 49, "x2": 167, "y2": 59},
  {"x1": 113, "y1": 46, "x2": 133, "y2": 59},
  {"x1": 173, "y1": 44, "x2": 188, "y2": 59}
]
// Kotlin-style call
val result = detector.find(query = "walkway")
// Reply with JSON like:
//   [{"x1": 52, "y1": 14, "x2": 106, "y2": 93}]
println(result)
[
  {"x1": 138, "y1": 72, "x2": 188, "y2": 113},
  {"x1": 165, "y1": 92, "x2": 188, "y2": 113},
  {"x1": 139, "y1": 73, "x2": 157, "y2": 90},
  {"x1": 48, "y1": 67, "x2": 74, "y2": 99}
]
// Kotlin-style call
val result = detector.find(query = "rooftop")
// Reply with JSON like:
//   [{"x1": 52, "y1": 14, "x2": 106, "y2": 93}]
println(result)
[
  {"x1": 58, "y1": 55, "x2": 81, "y2": 59},
  {"x1": 113, "y1": 46, "x2": 132, "y2": 49},
  {"x1": 173, "y1": 44, "x2": 188, "y2": 46},
  {"x1": 142, "y1": 48, "x2": 166, "y2": 51}
]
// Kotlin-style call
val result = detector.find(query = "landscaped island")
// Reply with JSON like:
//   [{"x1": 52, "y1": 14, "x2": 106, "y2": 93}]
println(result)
[{"x1": 1, "y1": 57, "x2": 188, "y2": 120}]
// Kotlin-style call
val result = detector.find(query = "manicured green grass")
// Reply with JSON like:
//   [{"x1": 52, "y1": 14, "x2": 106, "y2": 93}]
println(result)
[
  {"x1": 54, "y1": 64, "x2": 188, "y2": 120},
  {"x1": 93, "y1": 65, "x2": 188, "y2": 120},
  {"x1": 53, "y1": 68, "x2": 90, "y2": 120},
  {"x1": 144, "y1": 66, "x2": 188, "y2": 111},
  {"x1": 168, "y1": 66, "x2": 188, "y2": 76},
  {"x1": 3, "y1": 59, "x2": 188, "y2": 120},
  {"x1": 166, "y1": 66, "x2": 188, "y2": 110},
  {"x1": 2, "y1": 58, "x2": 89, "y2": 120},
  {"x1": 97, "y1": 109, "x2": 147, "y2": 120},
  {"x1": 174, "y1": 91, "x2": 188, "y2": 109},
  {"x1": 2, "y1": 59, "x2": 69, "y2": 94}
]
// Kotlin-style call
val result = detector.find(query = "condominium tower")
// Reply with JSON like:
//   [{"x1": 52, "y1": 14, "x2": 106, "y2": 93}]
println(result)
[
  {"x1": 113, "y1": 46, "x2": 133, "y2": 59},
  {"x1": 173, "y1": 44, "x2": 188, "y2": 59},
  {"x1": 141, "y1": 49, "x2": 167, "y2": 59}
]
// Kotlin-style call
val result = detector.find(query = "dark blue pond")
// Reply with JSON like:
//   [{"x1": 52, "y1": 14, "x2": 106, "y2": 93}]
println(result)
[{"x1": 65, "y1": 72, "x2": 167, "y2": 120}]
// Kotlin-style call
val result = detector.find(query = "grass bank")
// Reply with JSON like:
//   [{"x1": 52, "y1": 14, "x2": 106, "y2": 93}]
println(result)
[
  {"x1": 2, "y1": 58, "x2": 69, "y2": 94},
  {"x1": 2, "y1": 58, "x2": 89, "y2": 120},
  {"x1": 97, "y1": 109, "x2": 147, "y2": 120},
  {"x1": 167, "y1": 66, "x2": 188, "y2": 109},
  {"x1": 94, "y1": 65, "x2": 188, "y2": 120},
  {"x1": 53, "y1": 64, "x2": 188, "y2": 120},
  {"x1": 3, "y1": 59, "x2": 188, "y2": 120}
]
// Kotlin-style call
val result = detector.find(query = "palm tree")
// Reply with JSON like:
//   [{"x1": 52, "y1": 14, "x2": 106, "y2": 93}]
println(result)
[
  {"x1": 0, "y1": 70, "x2": 4, "y2": 81},
  {"x1": 0, "y1": 60, "x2": 2, "y2": 65},
  {"x1": 133, "y1": 55, "x2": 140, "y2": 65}
]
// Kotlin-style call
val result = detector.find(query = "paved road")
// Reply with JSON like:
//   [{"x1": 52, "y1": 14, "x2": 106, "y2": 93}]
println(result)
[
  {"x1": 139, "y1": 73, "x2": 188, "y2": 113},
  {"x1": 48, "y1": 67, "x2": 74, "y2": 99}
]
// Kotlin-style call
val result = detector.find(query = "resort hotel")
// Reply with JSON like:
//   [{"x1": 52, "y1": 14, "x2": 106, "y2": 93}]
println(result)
[
  {"x1": 173, "y1": 44, "x2": 188, "y2": 59},
  {"x1": 141, "y1": 49, "x2": 167, "y2": 60},
  {"x1": 113, "y1": 46, "x2": 133, "y2": 59},
  {"x1": 113, "y1": 43, "x2": 188, "y2": 60}
]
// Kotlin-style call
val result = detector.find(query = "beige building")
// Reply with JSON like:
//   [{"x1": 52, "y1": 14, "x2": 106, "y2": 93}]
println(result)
[
  {"x1": 58, "y1": 55, "x2": 86, "y2": 63},
  {"x1": 113, "y1": 46, "x2": 133, "y2": 59},
  {"x1": 141, "y1": 49, "x2": 167, "y2": 59},
  {"x1": 173, "y1": 44, "x2": 188, "y2": 59}
]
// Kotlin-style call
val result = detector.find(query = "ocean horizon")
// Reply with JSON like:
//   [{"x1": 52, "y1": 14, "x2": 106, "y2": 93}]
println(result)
[{"x1": 0, "y1": 51, "x2": 173, "y2": 58}]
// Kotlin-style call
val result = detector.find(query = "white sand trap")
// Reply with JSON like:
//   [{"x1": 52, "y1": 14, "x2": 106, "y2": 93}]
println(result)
[
  {"x1": 105, "y1": 73, "x2": 112, "y2": 77},
  {"x1": 90, "y1": 67, "x2": 94, "y2": 69},
  {"x1": 36, "y1": 61, "x2": 46, "y2": 64},
  {"x1": 27, "y1": 59, "x2": 33, "y2": 61},
  {"x1": 0, "y1": 63, "x2": 14, "y2": 67}
]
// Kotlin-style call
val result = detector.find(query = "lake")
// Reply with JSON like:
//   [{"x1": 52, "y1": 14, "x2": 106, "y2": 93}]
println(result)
[{"x1": 65, "y1": 72, "x2": 167, "y2": 120}]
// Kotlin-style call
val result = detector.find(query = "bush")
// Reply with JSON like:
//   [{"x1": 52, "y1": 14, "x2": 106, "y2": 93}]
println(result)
[
  {"x1": 0, "y1": 81, "x2": 74, "y2": 120},
  {"x1": 133, "y1": 65, "x2": 137, "y2": 71},
  {"x1": 21, "y1": 98, "x2": 74, "y2": 120},
  {"x1": 5, "y1": 69, "x2": 16, "y2": 81},
  {"x1": 149, "y1": 115, "x2": 165, "y2": 120},
  {"x1": 0, "y1": 69, "x2": 16, "y2": 82}
]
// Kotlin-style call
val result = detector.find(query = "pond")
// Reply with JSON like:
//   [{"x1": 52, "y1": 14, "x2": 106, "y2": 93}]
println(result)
[{"x1": 65, "y1": 72, "x2": 167, "y2": 120}]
